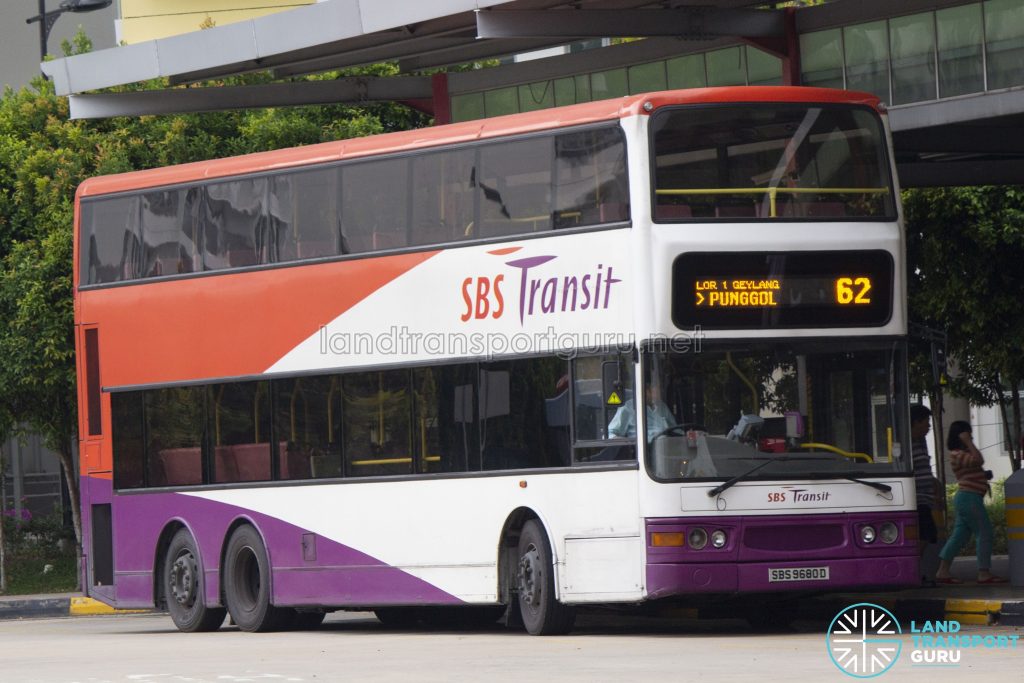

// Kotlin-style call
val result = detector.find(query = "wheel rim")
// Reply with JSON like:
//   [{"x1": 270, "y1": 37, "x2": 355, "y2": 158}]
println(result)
[
  {"x1": 518, "y1": 544, "x2": 542, "y2": 608},
  {"x1": 232, "y1": 545, "x2": 260, "y2": 611},
  {"x1": 169, "y1": 550, "x2": 199, "y2": 609}
]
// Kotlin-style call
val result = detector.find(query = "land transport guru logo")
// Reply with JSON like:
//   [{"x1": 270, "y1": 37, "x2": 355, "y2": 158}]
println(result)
[
  {"x1": 460, "y1": 247, "x2": 621, "y2": 325},
  {"x1": 826, "y1": 602, "x2": 1020, "y2": 677},
  {"x1": 827, "y1": 603, "x2": 902, "y2": 678}
]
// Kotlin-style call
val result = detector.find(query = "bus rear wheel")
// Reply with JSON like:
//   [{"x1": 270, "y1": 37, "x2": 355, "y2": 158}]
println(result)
[
  {"x1": 164, "y1": 529, "x2": 225, "y2": 632},
  {"x1": 516, "y1": 520, "x2": 575, "y2": 635},
  {"x1": 223, "y1": 525, "x2": 290, "y2": 632}
]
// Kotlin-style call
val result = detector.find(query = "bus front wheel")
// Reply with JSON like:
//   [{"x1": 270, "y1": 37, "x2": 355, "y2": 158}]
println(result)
[
  {"x1": 222, "y1": 525, "x2": 291, "y2": 632},
  {"x1": 164, "y1": 529, "x2": 226, "y2": 632},
  {"x1": 516, "y1": 520, "x2": 575, "y2": 635}
]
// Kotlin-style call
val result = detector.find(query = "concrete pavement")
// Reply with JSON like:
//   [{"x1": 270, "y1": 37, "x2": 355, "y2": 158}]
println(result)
[{"x1": 0, "y1": 556, "x2": 1020, "y2": 625}]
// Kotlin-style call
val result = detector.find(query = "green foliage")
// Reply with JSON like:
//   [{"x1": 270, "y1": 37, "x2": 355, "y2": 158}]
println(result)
[
  {"x1": 904, "y1": 186, "x2": 1024, "y2": 405},
  {"x1": 903, "y1": 186, "x2": 1024, "y2": 471},
  {"x1": 0, "y1": 30, "x2": 430, "y2": 555},
  {"x1": 1, "y1": 510, "x2": 78, "y2": 595}
]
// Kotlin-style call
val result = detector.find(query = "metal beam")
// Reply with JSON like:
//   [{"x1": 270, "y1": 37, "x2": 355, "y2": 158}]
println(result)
[
  {"x1": 888, "y1": 89, "x2": 1024, "y2": 132},
  {"x1": 897, "y1": 159, "x2": 1024, "y2": 188},
  {"x1": 475, "y1": 8, "x2": 785, "y2": 40},
  {"x1": 894, "y1": 126, "x2": 1024, "y2": 155},
  {"x1": 65, "y1": 77, "x2": 434, "y2": 120}
]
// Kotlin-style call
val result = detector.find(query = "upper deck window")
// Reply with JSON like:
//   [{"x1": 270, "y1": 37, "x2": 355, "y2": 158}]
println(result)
[
  {"x1": 79, "y1": 125, "x2": 629, "y2": 287},
  {"x1": 651, "y1": 104, "x2": 895, "y2": 221}
]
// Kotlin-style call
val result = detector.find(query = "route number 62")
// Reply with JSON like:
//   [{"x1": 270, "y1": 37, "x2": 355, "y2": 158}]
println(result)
[{"x1": 835, "y1": 277, "x2": 872, "y2": 305}]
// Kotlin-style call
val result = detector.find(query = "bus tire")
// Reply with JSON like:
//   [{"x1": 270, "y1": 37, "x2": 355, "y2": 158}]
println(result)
[
  {"x1": 516, "y1": 520, "x2": 575, "y2": 635},
  {"x1": 222, "y1": 525, "x2": 290, "y2": 632},
  {"x1": 164, "y1": 528, "x2": 226, "y2": 632}
]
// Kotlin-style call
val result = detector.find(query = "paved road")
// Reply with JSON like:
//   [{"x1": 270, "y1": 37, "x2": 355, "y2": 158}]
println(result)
[{"x1": 1, "y1": 611, "x2": 1020, "y2": 683}]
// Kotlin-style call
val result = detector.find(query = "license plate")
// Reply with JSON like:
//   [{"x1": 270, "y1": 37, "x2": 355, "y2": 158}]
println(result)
[{"x1": 768, "y1": 566, "x2": 830, "y2": 582}]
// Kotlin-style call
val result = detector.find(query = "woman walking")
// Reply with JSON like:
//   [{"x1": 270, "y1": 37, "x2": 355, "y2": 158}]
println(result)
[{"x1": 935, "y1": 421, "x2": 1006, "y2": 584}]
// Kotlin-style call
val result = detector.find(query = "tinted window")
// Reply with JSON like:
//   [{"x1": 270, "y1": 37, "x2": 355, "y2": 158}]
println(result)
[
  {"x1": 343, "y1": 370, "x2": 412, "y2": 477},
  {"x1": 211, "y1": 382, "x2": 271, "y2": 483},
  {"x1": 142, "y1": 189, "x2": 200, "y2": 277},
  {"x1": 343, "y1": 158, "x2": 410, "y2": 253},
  {"x1": 414, "y1": 365, "x2": 478, "y2": 473},
  {"x1": 412, "y1": 149, "x2": 477, "y2": 246},
  {"x1": 147, "y1": 387, "x2": 205, "y2": 487},
  {"x1": 478, "y1": 137, "x2": 552, "y2": 238},
  {"x1": 480, "y1": 357, "x2": 567, "y2": 470},
  {"x1": 652, "y1": 105, "x2": 895, "y2": 220},
  {"x1": 274, "y1": 376, "x2": 342, "y2": 479},
  {"x1": 81, "y1": 126, "x2": 629, "y2": 287},
  {"x1": 81, "y1": 195, "x2": 143, "y2": 284},
  {"x1": 274, "y1": 168, "x2": 342, "y2": 262},
  {"x1": 203, "y1": 178, "x2": 271, "y2": 269},
  {"x1": 111, "y1": 393, "x2": 144, "y2": 488},
  {"x1": 555, "y1": 128, "x2": 629, "y2": 228}
]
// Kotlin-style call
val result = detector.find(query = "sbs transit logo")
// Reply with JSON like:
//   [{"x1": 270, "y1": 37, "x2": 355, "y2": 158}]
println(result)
[
  {"x1": 460, "y1": 247, "x2": 622, "y2": 325},
  {"x1": 826, "y1": 603, "x2": 902, "y2": 678}
]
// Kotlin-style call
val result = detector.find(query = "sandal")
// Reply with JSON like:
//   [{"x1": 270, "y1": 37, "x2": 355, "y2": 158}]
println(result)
[
  {"x1": 977, "y1": 576, "x2": 1008, "y2": 584},
  {"x1": 935, "y1": 576, "x2": 964, "y2": 585}
]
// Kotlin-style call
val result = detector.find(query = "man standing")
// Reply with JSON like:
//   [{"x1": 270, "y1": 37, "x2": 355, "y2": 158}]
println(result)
[{"x1": 910, "y1": 404, "x2": 938, "y2": 581}]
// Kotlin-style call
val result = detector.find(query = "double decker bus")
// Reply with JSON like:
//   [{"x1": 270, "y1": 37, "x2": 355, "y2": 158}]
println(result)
[{"x1": 74, "y1": 86, "x2": 915, "y2": 635}]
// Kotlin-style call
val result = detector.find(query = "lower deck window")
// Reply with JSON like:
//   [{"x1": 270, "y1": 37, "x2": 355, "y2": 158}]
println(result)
[{"x1": 110, "y1": 352, "x2": 635, "y2": 489}]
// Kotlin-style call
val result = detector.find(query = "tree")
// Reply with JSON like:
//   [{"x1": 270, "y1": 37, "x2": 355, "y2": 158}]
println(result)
[
  {"x1": 0, "y1": 34, "x2": 429, "y2": 559},
  {"x1": 903, "y1": 186, "x2": 1024, "y2": 471}
]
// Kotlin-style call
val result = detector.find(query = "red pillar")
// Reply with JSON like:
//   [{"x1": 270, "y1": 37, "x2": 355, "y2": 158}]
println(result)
[
  {"x1": 744, "y1": 7, "x2": 801, "y2": 86},
  {"x1": 432, "y1": 72, "x2": 452, "y2": 126},
  {"x1": 782, "y1": 7, "x2": 801, "y2": 87}
]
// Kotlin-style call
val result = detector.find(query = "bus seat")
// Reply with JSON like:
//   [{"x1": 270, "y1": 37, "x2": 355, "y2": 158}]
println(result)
[
  {"x1": 655, "y1": 204, "x2": 693, "y2": 219},
  {"x1": 159, "y1": 447, "x2": 202, "y2": 486},
  {"x1": 214, "y1": 446, "x2": 239, "y2": 483},
  {"x1": 279, "y1": 442, "x2": 312, "y2": 480},
  {"x1": 231, "y1": 443, "x2": 271, "y2": 481}
]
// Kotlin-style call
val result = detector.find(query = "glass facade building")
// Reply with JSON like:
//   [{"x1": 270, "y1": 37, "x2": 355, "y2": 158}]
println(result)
[{"x1": 452, "y1": 1, "x2": 1024, "y2": 122}]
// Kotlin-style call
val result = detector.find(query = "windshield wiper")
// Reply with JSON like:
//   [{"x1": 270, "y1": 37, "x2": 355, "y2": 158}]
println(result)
[
  {"x1": 840, "y1": 476, "x2": 892, "y2": 493},
  {"x1": 706, "y1": 456, "x2": 839, "y2": 498}
]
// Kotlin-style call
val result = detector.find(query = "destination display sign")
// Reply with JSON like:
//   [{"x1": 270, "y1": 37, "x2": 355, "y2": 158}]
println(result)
[{"x1": 672, "y1": 251, "x2": 893, "y2": 329}]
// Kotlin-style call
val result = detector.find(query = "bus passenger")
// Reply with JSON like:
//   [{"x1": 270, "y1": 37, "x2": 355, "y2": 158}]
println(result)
[
  {"x1": 910, "y1": 405, "x2": 938, "y2": 552},
  {"x1": 934, "y1": 421, "x2": 1007, "y2": 585},
  {"x1": 608, "y1": 384, "x2": 675, "y2": 441}
]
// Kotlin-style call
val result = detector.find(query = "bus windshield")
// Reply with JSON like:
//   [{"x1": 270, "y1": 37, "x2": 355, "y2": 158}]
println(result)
[
  {"x1": 644, "y1": 340, "x2": 909, "y2": 481},
  {"x1": 652, "y1": 104, "x2": 895, "y2": 220}
]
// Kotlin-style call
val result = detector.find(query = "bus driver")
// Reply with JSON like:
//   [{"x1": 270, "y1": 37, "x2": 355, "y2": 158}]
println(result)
[{"x1": 607, "y1": 383, "x2": 676, "y2": 441}]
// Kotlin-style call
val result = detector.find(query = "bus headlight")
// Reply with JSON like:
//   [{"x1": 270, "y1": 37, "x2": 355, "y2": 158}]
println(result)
[
  {"x1": 688, "y1": 528, "x2": 708, "y2": 550},
  {"x1": 879, "y1": 522, "x2": 899, "y2": 544},
  {"x1": 860, "y1": 525, "x2": 877, "y2": 544},
  {"x1": 711, "y1": 530, "x2": 727, "y2": 549}
]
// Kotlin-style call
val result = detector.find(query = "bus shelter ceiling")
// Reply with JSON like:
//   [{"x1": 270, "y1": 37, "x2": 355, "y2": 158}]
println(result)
[{"x1": 42, "y1": 0, "x2": 769, "y2": 98}]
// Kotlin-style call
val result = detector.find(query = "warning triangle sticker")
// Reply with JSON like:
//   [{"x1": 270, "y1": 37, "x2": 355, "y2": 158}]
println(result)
[{"x1": 607, "y1": 392, "x2": 623, "y2": 406}]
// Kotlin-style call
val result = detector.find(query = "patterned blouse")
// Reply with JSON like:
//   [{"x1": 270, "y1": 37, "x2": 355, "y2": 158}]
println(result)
[{"x1": 949, "y1": 447, "x2": 988, "y2": 495}]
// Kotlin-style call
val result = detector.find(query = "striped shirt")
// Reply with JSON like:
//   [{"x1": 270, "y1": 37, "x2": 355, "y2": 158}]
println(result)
[
  {"x1": 949, "y1": 448, "x2": 988, "y2": 495},
  {"x1": 912, "y1": 438, "x2": 934, "y2": 506}
]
